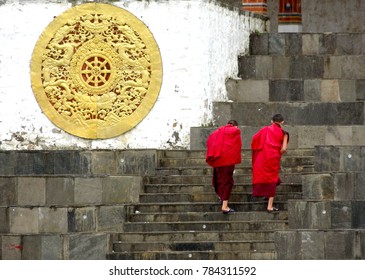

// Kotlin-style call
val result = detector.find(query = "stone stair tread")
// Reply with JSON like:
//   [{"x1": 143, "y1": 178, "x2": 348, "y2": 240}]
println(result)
[{"x1": 107, "y1": 250, "x2": 276, "y2": 260}]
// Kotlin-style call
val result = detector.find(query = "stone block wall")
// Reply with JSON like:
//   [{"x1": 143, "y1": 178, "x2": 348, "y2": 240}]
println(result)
[
  {"x1": 276, "y1": 146, "x2": 365, "y2": 259},
  {"x1": 0, "y1": 149, "x2": 158, "y2": 259}
]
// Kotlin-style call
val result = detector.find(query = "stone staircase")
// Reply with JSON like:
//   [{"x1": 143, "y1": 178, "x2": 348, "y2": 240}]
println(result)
[{"x1": 107, "y1": 148, "x2": 314, "y2": 260}]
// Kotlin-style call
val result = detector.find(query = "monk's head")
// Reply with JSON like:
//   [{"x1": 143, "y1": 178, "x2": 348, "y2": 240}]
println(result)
[
  {"x1": 271, "y1": 114, "x2": 284, "y2": 125},
  {"x1": 227, "y1": 120, "x2": 238, "y2": 126}
]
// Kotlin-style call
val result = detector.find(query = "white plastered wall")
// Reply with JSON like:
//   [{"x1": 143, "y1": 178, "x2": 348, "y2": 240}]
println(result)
[{"x1": 0, "y1": 0, "x2": 267, "y2": 150}]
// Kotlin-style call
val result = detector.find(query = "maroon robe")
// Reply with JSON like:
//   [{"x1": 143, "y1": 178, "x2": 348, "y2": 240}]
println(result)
[{"x1": 251, "y1": 123, "x2": 288, "y2": 197}]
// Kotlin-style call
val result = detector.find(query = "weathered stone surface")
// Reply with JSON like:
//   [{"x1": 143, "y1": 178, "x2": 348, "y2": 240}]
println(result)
[
  {"x1": 352, "y1": 201, "x2": 365, "y2": 229},
  {"x1": 238, "y1": 55, "x2": 256, "y2": 79},
  {"x1": 68, "y1": 233, "x2": 108, "y2": 260},
  {"x1": 331, "y1": 201, "x2": 352, "y2": 229},
  {"x1": 285, "y1": 33, "x2": 302, "y2": 55},
  {"x1": 303, "y1": 79, "x2": 321, "y2": 101},
  {"x1": 227, "y1": 79, "x2": 269, "y2": 102},
  {"x1": 22, "y1": 235, "x2": 63, "y2": 260},
  {"x1": 319, "y1": 33, "x2": 336, "y2": 55},
  {"x1": 323, "y1": 56, "x2": 342, "y2": 79},
  {"x1": 288, "y1": 201, "x2": 331, "y2": 229},
  {"x1": 302, "y1": 173, "x2": 334, "y2": 200},
  {"x1": 116, "y1": 151, "x2": 157, "y2": 176},
  {"x1": 97, "y1": 206, "x2": 126, "y2": 232},
  {"x1": 249, "y1": 33, "x2": 268, "y2": 55},
  {"x1": 0, "y1": 208, "x2": 9, "y2": 233},
  {"x1": 0, "y1": 235, "x2": 21, "y2": 260},
  {"x1": 102, "y1": 176, "x2": 142, "y2": 204},
  {"x1": 255, "y1": 56, "x2": 272, "y2": 79},
  {"x1": 90, "y1": 151, "x2": 116, "y2": 175},
  {"x1": 338, "y1": 80, "x2": 356, "y2": 101},
  {"x1": 300, "y1": 231, "x2": 325, "y2": 259},
  {"x1": 324, "y1": 231, "x2": 355, "y2": 259},
  {"x1": 17, "y1": 177, "x2": 46, "y2": 206},
  {"x1": 320, "y1": 80, "x2": 340, "y2": 101},
  {"x1": 9, "y1": 207, "x2": 39, "y2": 234},
  {"x1": 39, "y1": 207, "x2": 68, "y2": 233},
  {"x1": 74, "y1": 177, "x2": 103, "y2": 205},
  {"x1": 268, "y1": 33, "x2": 285, "y2": 55},
  {"x1": 269, "y1": 79, "x2": 304, "y2": 101},
  {"x1": 302, "y1": 34, "x2": 320, "y2": 55},
  {"x1": 0, "y1": 177, "x2": 17, "y2": 206},
  {"x1": 53, "y1": 151, "x2": 90, "y2": 175},
  {"x1": 290, "y1": 56, "x2": 324, "y2": 79},
  {"x1": 271, "y1": 56, "x2": 290, "y2": 79},
  {"x1": 274, "y1": 231, "x2": 301, "y2": 260},
  {"x1": 46, "y1": 177, "x2": 74, "y2": 206},
  {"x1": 355, "y1": 79, "x2": 365, "y2": 100}
]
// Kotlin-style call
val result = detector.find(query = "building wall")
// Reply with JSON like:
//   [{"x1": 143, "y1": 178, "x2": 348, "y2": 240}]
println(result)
[
  {"x1": 302, "y1": 0, "x2": 365, "y2": 33},
  {"x1": 0, "y1": 0, "x2": 267, "y2": 150}
]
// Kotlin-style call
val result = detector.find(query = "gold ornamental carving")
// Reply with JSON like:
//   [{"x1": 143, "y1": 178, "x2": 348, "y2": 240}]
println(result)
[{"x1": 30, "y1": 3, "x2": 162, "y2": 139}]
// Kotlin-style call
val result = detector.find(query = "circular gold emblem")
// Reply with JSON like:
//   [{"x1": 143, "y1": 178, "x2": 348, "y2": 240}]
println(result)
[{"x1": 30, "y1": 3, "x2": 162, "y2": 139}]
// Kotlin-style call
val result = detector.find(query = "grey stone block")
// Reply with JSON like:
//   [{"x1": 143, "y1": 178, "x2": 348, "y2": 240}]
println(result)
[
  {"x1": 0, "y1": 177, "x2": 17, "y2": 206},
  {"x1": 355, "y1": 79, "x2": 365, "y2": 100},
  {"x1": 290, "y1": 56, "x2": 324, "y2": 79},
  {"x1": 268, "y1": 33, "x2": 285, "y2": 55},
  {"x1": 97, "y1": 206, "x2": 126, "y2": 232},
  {"x1": 0, "y1": 153, "x2": 14, "y2": 175},
  {"x1": 228, "y1": 79, "x2": 269, "y2": 102},
  {"x1": 269, "y1": 79, "x2": 304, "y2": 101},
  {"x1": 302, "y1": 173, "x2": 334, "y2": 200},
  {"x1": 274, "y1": 231, "x2": 301, "y2": 260},
  {"x1": 319, "y1": 33, "x2": 336, "y2": 55},
  {"x1": 323, "y1": 56, "x2": 342, "y2": 79},
  {"x1": 91, "y1": 151, "x2": 116, "y2": 175},
  {"x1": 249, "y1": 33, "x2": 268, "y2": 55},
  {"x1": 325, "y1": 126, "x2": 353, "y2": 146},
  {"x1": 285, "y1": 33, "x2": 302, "y2": 55},
  {"x1": 333, "y1": 173, "x2": 355, "y2": 200},
  {"x1": 17, "y1": 177, "x2": 46, "y2": 206},
  {"x1": 53, "y1": 151, "x2": 90, "y2": 175},
  {"x1": 212, "y1": 102, "x2": 233, "y2": 126},
  {"x1": 238, "y1": 55, "x2": 256, "y2": 79},
  {"x1": 331, "y1": 201, "x2": 352, "y2": 229},
  {"x1": 22, "y1": 235, "x2": 63, "y2": 260},
  {"x1": 68, "y1": 233, "x2": 107, "y2": 260},
  {"x1": 39, "y1": 207, "x2": 68, "y2": 233},
  {"x1": 116, "y1": 151, "x2": 158, "y2": 176},
  {"x1": 339, "y1": 80, "x2": 356, "y2": 101},
  {"x1": 352, "y1": 201, "x2": 365, "y2": 229},
  {"x1": 67, "y1": 207, "x2": 96, "y2": 233},
  {"x1": 300, "y1": 231, "x2": 325, "y2": 259},
  {"x1": 341, "y1": 56, "x2": 365, "y2": 79},
  {"x1": 304, "y1": 79, "x2": 321, "y2": 101},
  {"x1": 324, "y1": 231, "x2": 355, "y2": 259},
  {"x1": 9, "y1": 207, "x2": 39, "y2": 234},
  {"x1": 320, "y1": 80, "x2": 340, "y2": 101},
  {"x1": 271, "y1": 56, "x2": 290, "y2": 79},
  {"x1": 74, "y1": 177, "x2": 103, "y2": 205},
  {"x1": 255, "y1": 56, "x2": 272, "y2": 79},
  {"x1": 298, "y1": 126, "x2": 325, "y2": 148},
  {"x1": 0, "y1": 207, "x2": 9, "y2": 233},
  {"x1": 46, "y1": 177, "x2": 74, "y2": 206},
  {"x1": 288, "y1": 201, "x2": 331, "y2": 229},
  {"x1": 102, "y1": 176, "x2": 142, "y2": 204},
  {"x1": 354, "y1": 173, "x2": 365, "y2": 199},
  {"x1": 336, "y1": 34, "x2": 355, "y2": 55},
  {"x1": 302, "y1": 34, "x2": 320, "y2": 55},
  {"x1": 0, "y1": 235, "x2": 21, "y2": 260}
]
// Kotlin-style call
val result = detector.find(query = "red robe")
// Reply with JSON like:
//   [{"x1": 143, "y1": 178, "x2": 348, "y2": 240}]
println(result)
[
  {"x1": 251, "y1": 123, "x2": 288, "y2": 197},
  {"x1": 206, "y1": 124, "x2": 242, "y2": 200},
  {"x1": 206, "y1": 124, "x2": 242, "y2": 167}
]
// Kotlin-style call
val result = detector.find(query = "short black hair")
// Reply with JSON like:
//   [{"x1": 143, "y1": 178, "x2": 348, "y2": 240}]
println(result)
[
  {"x1": 227, "y1": 120, "x2": 238, "y2": 126},
  {"x1": 272, "y1": 114, "x2": 284, "y2": 123}
]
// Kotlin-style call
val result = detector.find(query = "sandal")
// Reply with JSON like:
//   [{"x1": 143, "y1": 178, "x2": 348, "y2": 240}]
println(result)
[
  {"x1": 222, "y1": 208, "x2": 235, "y2": 214},
  {"x1": 267, "y1": 207, "x2": 279, "y2": 213}
]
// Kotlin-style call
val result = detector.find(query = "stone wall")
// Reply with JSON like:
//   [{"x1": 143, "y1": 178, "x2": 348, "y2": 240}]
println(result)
[
  {"x1": 0, "y1": 0, "x2": 267, "y2": 150},
  {"x1": 302, "y1": 0, "x2": 365, "y2": 33}
]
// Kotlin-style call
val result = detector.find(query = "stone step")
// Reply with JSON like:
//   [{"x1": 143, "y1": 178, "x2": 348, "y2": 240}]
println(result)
[
  {"x1": 128, "y1": 211, "x2": 288, "y2": 223},
  {"x1": 192, "y1": 126, "x2": 365, "y2": 150},
  {"x1": 107, "y1": 249, "x2": 276, "y2": 260},
  {"x1": 138, "y1": 192, "x2": 301, "y2": 203},
  {"x1": 249, "y1": 33, "x2": 365, "y2": 57},
  {"x1": 212, "y1": 102, "x2": 364, "y2": 127},
  {"x1": 143, "y1": 183, "x2": 302, "y2": 193},
  {"x1": 116, "y1": 230, "x2": 277, "y2": 242},
  {"x1": 226, "y1": 78, "x2": 362, "y2": 103},
  {"x1": 112, "y1": 240, "x2": 275, "y2": 253},
  {"x1": 147, "y1": 173, "x2": 305, "y2": 184},
  {"x1": 128, "y1": 201, "x2": 288, "y2": 213},
  {"x1": 123, "y1": 220, "x2": 288, "y2": 232}
]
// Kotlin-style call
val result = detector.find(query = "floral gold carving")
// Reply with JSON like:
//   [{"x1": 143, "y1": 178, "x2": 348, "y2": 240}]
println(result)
[{"x1": 31, "y1": 3, "x2": 162, "y2": 139}]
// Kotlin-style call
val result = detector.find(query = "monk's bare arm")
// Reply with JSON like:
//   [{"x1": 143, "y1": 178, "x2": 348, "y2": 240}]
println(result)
[{"x1": 281, "y1": 134, "x2": 288, "y2": 154}]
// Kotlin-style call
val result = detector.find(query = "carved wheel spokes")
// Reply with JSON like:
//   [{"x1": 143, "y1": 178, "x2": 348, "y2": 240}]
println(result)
[{"x1": 81, "y1": 56, "x2": 112, "y2": 87}]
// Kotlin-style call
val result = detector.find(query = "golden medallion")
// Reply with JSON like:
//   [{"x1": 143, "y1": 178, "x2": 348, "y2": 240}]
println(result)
[{"x1": 30, "y1": 3, "x2": 162, "y2": 139}]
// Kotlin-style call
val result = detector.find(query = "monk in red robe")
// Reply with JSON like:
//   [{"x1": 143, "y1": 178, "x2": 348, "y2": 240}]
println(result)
[
  {"x1": 206, "y1": 120, "x2": 242, "y2": 214},
  {"x1": 251, "y1": 114, "x2": 289, "y2": 212}
]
